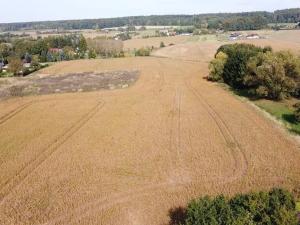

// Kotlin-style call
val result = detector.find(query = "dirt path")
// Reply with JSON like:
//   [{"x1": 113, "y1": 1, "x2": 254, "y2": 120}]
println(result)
[{"x1": 0, "y1": 54, "x2": 299, "y2": 225}]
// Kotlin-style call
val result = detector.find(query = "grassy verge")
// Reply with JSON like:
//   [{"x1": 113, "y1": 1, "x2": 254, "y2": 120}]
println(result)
[
  {"x1": 0, "y1": 71, "x2": 14, "y2": 78},
  {"x1": 223, "y1": 85, "x2": 300, "y2": 135},
  {"x1": 253, "y1": 99, "x2": 300, "y2": 135}
]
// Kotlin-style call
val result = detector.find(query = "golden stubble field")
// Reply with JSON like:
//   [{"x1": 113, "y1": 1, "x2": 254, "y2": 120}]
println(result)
[{"x1": 0, "y1": 33, "x2": 300, "y2": 225}]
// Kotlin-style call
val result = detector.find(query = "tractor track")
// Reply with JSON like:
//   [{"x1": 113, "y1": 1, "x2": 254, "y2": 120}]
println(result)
[
  {"x1": 184, "y1": 79, "x2": 248, "y2": 182},
  {"x1": 0, "y1": 101, "x2": 34, "y2": 126},
  {"x1": 0, "y1": 100, "x2": 105, "y2": 205},
  {"x1": 40, "y1": 65, "x2": 250, "y2": 225}
]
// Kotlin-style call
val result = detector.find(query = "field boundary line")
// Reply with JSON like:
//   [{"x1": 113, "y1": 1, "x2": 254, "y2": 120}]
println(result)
[{"x1": 0, "y1": 100, "x2": 105, "y2": 205}]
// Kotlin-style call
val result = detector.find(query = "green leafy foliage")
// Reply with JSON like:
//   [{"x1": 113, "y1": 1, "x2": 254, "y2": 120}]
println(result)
[
  {"x1": 216, "y1": 43, "x2": 265, "y2": 88},
  {"x1": 7, "y1": 56, "x2": 23, "y2": 75},
  {"x1": 208, "y1": 51, "x2": 228, "y2": 82},
  {"x1": 135, "y1": 47, "x2": 151, "y2": 56},
  {"x1": 293, "y1": 103, "x2": 300, "y2": 123},
  {"x1": 210, "y1": 44, "x2": 300, "y2": 101},
  {"x1": 184, "y1": 188, "x2": 298, "y2": 225}
]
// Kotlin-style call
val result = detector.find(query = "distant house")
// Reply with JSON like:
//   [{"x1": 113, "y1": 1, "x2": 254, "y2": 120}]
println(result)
[
  {"x1": 48, "y1": 48, "x2": 63, "y2": 53},
  {"x1": 159, "y1": 29, "x2": 170, "y2": 36},
  {"x1": 180, "y1": 33, "x2": 192, "y2": 36},
  {"x1": 168, "y1": 31, "x2": 177, "y2": 36},
  {"x1": 246, "y1": 34, "x2": 260, "y2": 39},
  {"x1": 2, "y1": 65, "x2": 8, "y2": 72},
  {"x1": 229, "y1": 32, "x2": 243, "y2": 40},
  {"x1": 23, "y1": 63, "x2": 31, "y2": 68}
]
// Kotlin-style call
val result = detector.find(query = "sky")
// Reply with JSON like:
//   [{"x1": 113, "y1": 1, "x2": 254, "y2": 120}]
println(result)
[{"x1": 0, "y1": 0, "x2": 299, "y2": 23}]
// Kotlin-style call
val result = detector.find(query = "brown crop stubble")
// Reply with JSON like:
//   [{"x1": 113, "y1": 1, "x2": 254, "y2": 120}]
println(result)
[{"x1": 0, "y1": 54, "x2": 299, "y2": 225}]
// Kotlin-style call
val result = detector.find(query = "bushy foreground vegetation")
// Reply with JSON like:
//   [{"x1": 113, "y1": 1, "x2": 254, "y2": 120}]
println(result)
[{"x1": 182, "y1": 188, "x2": 299, "y2": 225}]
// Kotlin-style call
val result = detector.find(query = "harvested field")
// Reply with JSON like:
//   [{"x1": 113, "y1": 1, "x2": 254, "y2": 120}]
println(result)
[
  {"x1": 124, "y1": 36, "x2": 189, "y2": 50},
  {"x1": 0, "y1": 40, "x2": 300, "y2": 225},
  {"x1": 238, "y1": 30, "x2": 300, "y2": 53}
]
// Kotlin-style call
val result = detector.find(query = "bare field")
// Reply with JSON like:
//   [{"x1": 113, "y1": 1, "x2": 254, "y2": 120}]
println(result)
[
  {"x1": 238, "y1": 30, "x2": 300, "y2": 53},
  {"x1": 124, "y1": 36, "x2": 189, "y2": 50},
  {"x1": 0, "y1": 36, "x2": 300, "y2": 225}
]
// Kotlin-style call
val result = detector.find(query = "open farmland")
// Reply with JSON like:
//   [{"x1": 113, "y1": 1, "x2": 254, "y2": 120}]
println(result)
[
  {"x1": 237, "y1": 30, "x2": 300, "y2": 54},
  {"x1": 0, "y1": 34, "x2": 300, "y2": 225},
  {"x1": 123, "y1": 35, "x2": 190, "y2": 50}
]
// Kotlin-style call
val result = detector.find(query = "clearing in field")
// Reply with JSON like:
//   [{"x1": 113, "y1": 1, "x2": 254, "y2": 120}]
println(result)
[{"x1": 0, "y1": 34, "x2": 300, "y2": 225}]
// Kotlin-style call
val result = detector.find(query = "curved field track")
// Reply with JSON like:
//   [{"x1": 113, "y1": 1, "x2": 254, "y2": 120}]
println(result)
[{"x1": 0, "y1": 48, "x2": 300, "y2": 225}]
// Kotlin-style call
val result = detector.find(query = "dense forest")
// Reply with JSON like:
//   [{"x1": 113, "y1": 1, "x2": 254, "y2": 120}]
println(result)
[{"x1": 0, "y1": 8, "x2": 299, "y2": 31}]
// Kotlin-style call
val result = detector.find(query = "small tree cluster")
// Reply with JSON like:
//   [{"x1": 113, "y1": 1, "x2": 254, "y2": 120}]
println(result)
[
  {"x1": 184, "y1": 188, "x2": 298, "y2": 225},
  {"x1": 208, "y1": 52, "x2": 228, "y2": 82},
  {"x1": 209, "y1": 43, "x2": 300, "y2": 100},
  {"x1": 8, "y1": 56, "x2": 23, "y2": 75},
  {"x1": 244, "y1": 51, "x2": 300, "y2": 100},
  {"x1": 135, "y1": 47, "x2": 151, "y2": 56},
  {"x1": 86, "y1": 38, "x2": 124, "y2": 58}
]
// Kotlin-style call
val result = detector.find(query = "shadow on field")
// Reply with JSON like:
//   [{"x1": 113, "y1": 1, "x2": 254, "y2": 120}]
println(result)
[
  {"x1": 282, "y1": 113, "x2": 297, "y2": 124},
  {"x1": 167, "y1": 206, "x2": 187, "y2": 225}
]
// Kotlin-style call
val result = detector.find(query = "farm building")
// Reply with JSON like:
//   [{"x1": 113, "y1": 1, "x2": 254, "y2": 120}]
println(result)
[
  {"x1": 246, "y1": 34, "x2": 260, "y2": 39},
  {"x1": 229, "y1": 32, "x2": 243, "y2": 40},
  {"x1": 49, "y1": 48, "x2": 63, "y2": 53}
]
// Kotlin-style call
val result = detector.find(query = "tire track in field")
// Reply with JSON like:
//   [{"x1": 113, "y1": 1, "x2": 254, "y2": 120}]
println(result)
[
  {"x1": 41, "y1": 62, "x2": 248, "y2": 225},
  {"x1": 0, "y1": 101, "x2": 33, "y2": 126},
  {"x1": 41, "y1": 66, "x2": 248, "y2": 225},
  {"x1": 184, "y1": 79, "x2": 248, "y2": 182},
  {"x1": 167, "y1": 87, "x2": 184, "y2": 181},
  {"x1": 0, "y1": 97, "x2": 85, "y2": 126},
  {"x1": 0, "y1": 100, "x2": 105, "y2": 205},
  {"x1": 42, "y1": 181, "x2": 176, "y2": 225},
  {"x1": 172, "y1": 61, "x2": 248, "y2": 183}
]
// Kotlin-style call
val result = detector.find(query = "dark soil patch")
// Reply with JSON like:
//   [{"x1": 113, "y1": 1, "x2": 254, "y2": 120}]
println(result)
[{"x1": 0, "y1": 70, "x2": 139, "y2": 98}]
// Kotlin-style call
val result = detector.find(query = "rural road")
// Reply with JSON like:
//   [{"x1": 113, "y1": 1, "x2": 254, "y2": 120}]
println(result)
[{"x1": 0, "y1": 44, "x2": 299, "y2": 225}]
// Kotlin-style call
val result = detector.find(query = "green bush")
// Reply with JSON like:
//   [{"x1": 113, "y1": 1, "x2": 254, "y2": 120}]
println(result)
[
  {"x1": 160, "y1": 41, "x2": 166, "y2": 48},
  {"x1": 184, "y1": 188, "x2": 298, "y2": 225},
  {"x1": 209, "y1": 44, "x2": 300, "y2": 100},
  {"x1": 135, "y1": 47, "x2": 151, "y2": 56},
  {"x1": 293, "y1": 103, "x2": 300, "y2": 123},
  {"x1": 208, "y1": 51, "x2": 228, "y2": 82},
  {"x1": 244, "y1": 51, "x2": 298, "y2": 100},
  {"x1": 216, "y1": 43, "x2": 265, "y2": 88}
]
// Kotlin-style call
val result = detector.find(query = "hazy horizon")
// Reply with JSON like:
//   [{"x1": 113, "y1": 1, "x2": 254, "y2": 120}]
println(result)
[{"x1": 0, "y1": 0, "x2": 299, "y2": 24}]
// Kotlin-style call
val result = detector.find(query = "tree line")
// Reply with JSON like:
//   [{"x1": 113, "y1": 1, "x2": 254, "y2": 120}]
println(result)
[
  {"x1": 0, "y1": 34, "x2": 130, "y2": 76},
  {"x1": 0, "y1": 8, "x2": 299, "y2": 32}
]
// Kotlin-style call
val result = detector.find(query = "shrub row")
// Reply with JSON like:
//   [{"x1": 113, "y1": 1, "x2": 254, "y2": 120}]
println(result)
[{"x1": 184, "y1": 188, "x2": 298, "y2": 225}]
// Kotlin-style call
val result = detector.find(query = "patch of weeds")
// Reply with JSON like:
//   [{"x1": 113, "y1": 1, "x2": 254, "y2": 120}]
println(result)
[
  {"x1": 0, "y1": 72, "x2": 14, "y2": 78},
  {"x1": 9, "y1": 85, "x2": 25, "y2": 97}
]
